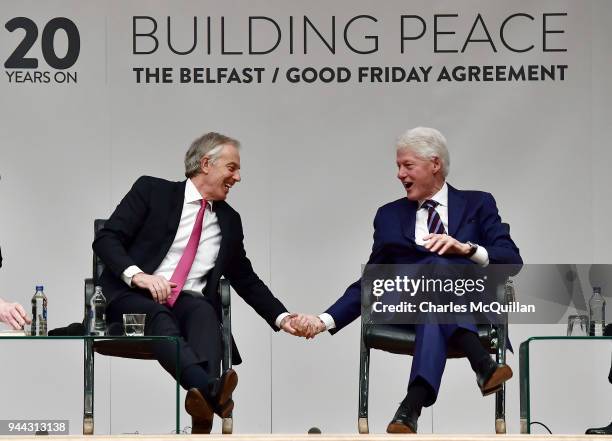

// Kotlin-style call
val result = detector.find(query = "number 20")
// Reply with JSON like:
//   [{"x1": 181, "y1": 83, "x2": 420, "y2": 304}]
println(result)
[{"x1": 4, "y1": 17, "x2": 80, "y2": 69}]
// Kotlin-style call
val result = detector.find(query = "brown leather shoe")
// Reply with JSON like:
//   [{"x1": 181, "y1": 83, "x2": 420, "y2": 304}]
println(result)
[
  {"x1": 477, "y1": 359, "x2": 513, "y2": 396},
  {"x1": 213, "y1": 369, "x2": 238, "y2": 416},
  {"x1": 185, "y1": 388, "x2": 214, "y2": 434}
]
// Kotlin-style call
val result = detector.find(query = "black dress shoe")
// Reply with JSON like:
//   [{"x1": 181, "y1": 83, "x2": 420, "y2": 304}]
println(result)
[
  {"x1": 210, "y1": 368, "x2": 238, "y2": 417},
  {"x1": 476, "y1": 358, "x2": 513, "y2": 396},
  {"x1": 386, "y1": 404, "x2": 418, "y2": 434},
  {"x1": 586, "y1": 421, "x2": 612, "y2": 435},
  {"x1": 185, "y1": 388, "x2": 214, "y2": 434}
]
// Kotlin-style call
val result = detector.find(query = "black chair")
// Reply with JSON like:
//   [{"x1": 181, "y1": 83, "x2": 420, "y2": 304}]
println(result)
[
  {"x1": 83, "y1": 219, "x2": 234, "y2": 435},
  {"x1": 357, "y1": 274, "x2": 515, "y2": 434}
]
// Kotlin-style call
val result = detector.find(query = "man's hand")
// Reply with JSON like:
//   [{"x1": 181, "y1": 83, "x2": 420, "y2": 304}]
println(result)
[
  {"x1": 291, "y1": 314, "x2": 326, "y2": 339},
  {"x1": 423, "y1": 233, "x2": 471, "y2": 256},
  {"x1": 280, "y1": 313, "x2": 298, "y2": 335},
  {"x1": 0, "y1": 300, "x2": 31, "y2": 330},
  {"x1": 131, "y1": 273, "x2": 177, "y2": 304}
]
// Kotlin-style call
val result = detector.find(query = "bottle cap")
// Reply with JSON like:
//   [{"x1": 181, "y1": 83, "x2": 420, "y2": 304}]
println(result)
[
  {"x1": 36, "y1": 285, "x2": 44, "y2": 291},
  {"x1": 593, "y1": 286, "x2": 602, "y2": 294}
]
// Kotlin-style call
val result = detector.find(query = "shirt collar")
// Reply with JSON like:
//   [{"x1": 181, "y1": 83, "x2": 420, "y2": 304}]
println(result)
[
  {"x1": 418, "y1": 182, "x2": 448, "y2": 209},
  {"x1": 186, "y1": 178, "x2": 213, "y2": 210}
]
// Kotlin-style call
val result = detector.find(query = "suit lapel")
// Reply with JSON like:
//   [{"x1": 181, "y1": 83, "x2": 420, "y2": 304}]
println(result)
[
  {"x1": 155, "y1": 180, "x2": 186, "y2": 266},
  {"x1": 399, "y1": 198, "x2": 418, "y2": 241},
  {"x1": 166, "y1": 180, "x2": 186, "y2": 236},
  {"x1": 447, "y1": 184, "x2": 467, "y2": 237}
]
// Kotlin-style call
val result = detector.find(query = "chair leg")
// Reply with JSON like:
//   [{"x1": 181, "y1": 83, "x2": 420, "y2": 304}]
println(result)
[
  {"x1": 222, "y1": 417, "x2": 233, "y2": 434},
  {"x1": 495, "y1": 324, "x2": 507, "y2": 434},
  {"x1": 83, "y1": 339, "x2": 94, "y2": 435},
  {"x1": 220, "y1": 279, "x2": 233, "y2": 434},
  {"x1": 357, "y1": 328, "x2": 370, "y2": 434},
  {"x1": 495, "y1": 383, "x2": 506, "y2": 434},
  {"x1": 358, "y1": 417, "x2": 369, "y2": 434}
]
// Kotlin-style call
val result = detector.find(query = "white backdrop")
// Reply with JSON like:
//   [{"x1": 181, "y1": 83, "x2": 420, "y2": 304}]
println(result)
[{"x1": 1, "y1": 0, "x2": 611, "y2": 435}]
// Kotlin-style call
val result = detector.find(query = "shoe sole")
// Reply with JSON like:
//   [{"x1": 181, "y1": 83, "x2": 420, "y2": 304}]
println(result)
[
  {"x1": 185, "y1": 389, "x2": 214, "y2": 434},
  {"x1": 481, "y1": 365, "x2": 513, "y2": 396},
  {"x1": 218, "y1": 369, "x2": 238, "y2": 409},
  {"x1": 387, "y1": 422, "x2": 416, "y2": 434},
  {"x1": 217, "y1": 399, "x2": 234, "y2": 418}
]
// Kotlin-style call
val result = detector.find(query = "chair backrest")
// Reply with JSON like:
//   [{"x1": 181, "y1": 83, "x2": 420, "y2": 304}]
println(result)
[
  {"x1": 93, "y1": 219, "x2": 107, "y2": 283},
  {"x1": 84, "y1": 219, "x2": 107, "y2": 327}
]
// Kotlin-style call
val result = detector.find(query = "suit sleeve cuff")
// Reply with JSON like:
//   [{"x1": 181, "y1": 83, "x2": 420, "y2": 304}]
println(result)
[
  {"x1": 470, "y1": 246, "x2": 489, "y2": 267},
  {"x1": 318, "y1": 313, "x2": 336, "y2": 330},
  {"x1": 275, "y1": 312, "x2": 291, "y2": 329},
  {"x1": 121, "y1": 265, "x2": 143, "y2": 287}
]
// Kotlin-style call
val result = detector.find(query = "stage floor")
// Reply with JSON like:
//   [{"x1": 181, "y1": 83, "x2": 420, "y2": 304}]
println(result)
[{"x1": 2, "y1": 435, "x2": 610, "y2": 441}]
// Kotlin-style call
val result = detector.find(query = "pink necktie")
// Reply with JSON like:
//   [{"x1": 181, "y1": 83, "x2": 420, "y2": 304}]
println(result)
[{"x1": 166, "y1": 199, "x2": 206, "y2": 307}]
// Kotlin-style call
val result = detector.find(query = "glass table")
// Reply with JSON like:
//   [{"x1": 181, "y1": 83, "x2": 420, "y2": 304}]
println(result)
[
  {"x1": 0, "y1": 335, "x2": 181, "y2": 435},
  {"x1": 519, "y1": 335, "x2": 612, "y2": 434}
]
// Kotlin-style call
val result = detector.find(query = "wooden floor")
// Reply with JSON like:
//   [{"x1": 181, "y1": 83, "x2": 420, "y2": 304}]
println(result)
[{"x1": 1, "y1": 435, "x2": 609, "y2": 441}]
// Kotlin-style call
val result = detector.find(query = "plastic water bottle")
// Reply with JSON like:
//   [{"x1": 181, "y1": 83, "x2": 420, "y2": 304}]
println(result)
[
  {"x1": 31, "y1": 285, "x2": 47, "y2": 336},
  {"x1": 89, "y1": 286, "x2": 107, "y2": 336},
  {"x1": 589, "y1": 286, "x2": 606, "y2": 336}
]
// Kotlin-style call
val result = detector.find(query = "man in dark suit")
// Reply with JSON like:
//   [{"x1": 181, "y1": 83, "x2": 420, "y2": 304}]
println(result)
[
  {"x1": 0, "y1": 246, "x2": 31, "y2": 330},
  {"x1": 93, "y1": 132, "x2": 299, "y2": 433},
  {"x1": 294, "y1": 127, "x2": 522, "y2": 433}
]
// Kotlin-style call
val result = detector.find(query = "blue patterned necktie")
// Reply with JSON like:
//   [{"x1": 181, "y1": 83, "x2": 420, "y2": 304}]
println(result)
[{"x1": 422, "y1": 199, "x2": 446, "y2": 234}]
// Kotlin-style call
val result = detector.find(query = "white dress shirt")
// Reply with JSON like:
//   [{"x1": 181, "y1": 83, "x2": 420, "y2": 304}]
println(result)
[
  {"x1": 122, "y1": 179, "x2": 287, "y2": 327},
  {"x1": 319, "y1": 182, "x2": 489, "y2": 331}
]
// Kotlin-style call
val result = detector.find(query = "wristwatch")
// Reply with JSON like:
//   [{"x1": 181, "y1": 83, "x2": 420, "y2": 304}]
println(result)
[{"x1": 465, "y1": 241, "x2": 478, "y2": 257}]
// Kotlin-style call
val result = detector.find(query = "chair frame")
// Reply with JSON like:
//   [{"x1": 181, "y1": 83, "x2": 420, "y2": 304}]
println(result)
[
  {"x1": 357, "y1": 278, "x2": 514, "y2": 434},
  {"x1": 83, "y1": 219, "x2": 233, "y2": 435}
]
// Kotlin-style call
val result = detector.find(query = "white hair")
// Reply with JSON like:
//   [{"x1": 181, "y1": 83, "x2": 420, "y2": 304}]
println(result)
[{"x1": 396, "y1": 127, "x2": 450, "y2": 178}]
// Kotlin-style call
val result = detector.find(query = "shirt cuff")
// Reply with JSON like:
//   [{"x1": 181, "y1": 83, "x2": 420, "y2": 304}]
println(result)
[
  {"x1": 470, "y1": 246, "x2": 489, "y2": 267},
  {"x1": 121, "y1": 265, "x2": 144, "y2": 287},
  {"x1": 318, "y1": 313, "x2": 336, "y2": 331},
  {"x1": 275, "y1": 312, "x2": 291, "y2": 329}
]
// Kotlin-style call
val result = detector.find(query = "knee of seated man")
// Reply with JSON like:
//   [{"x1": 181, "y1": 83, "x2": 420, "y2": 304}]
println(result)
[
  {"x1": 146, "y1": 309, "x2": 181, "y2": 336},
  {"x1": 186, "y1": 298, "x2": 218, "y2": 321}
]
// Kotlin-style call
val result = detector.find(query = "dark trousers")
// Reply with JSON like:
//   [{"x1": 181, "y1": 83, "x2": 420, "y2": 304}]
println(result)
[
  {"x1": 408, "y1": 323, "x2": 479, "y2": 406},
  {"x1": 106, "y1": 291, "x2": 222, "y2": 389}
]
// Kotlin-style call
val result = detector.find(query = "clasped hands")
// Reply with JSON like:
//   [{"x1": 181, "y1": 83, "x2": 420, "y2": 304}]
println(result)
[{"x1": 279, "y1": 313, "x2": 326, "y2": 339}]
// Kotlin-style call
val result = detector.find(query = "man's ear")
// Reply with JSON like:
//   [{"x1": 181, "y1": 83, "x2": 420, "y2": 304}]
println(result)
[
  {"x1": 200, "y1": 156, "x2": 210, "y2": 174},
  {"x1": 431, "y1": 156, "x2": 441, "y2": 173}
]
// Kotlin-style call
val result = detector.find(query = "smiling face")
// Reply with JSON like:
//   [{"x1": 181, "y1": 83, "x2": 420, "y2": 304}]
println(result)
[
  {"x1": 396, "y1": 148, "x2": 443, "y2": 201},
  {"x1": 197, "y1": 144, "x2": 241, "y2": 201}
]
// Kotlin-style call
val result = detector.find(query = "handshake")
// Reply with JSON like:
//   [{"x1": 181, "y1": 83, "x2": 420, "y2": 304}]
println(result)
[{"x1": 279, "y1": 313, "x2": 327, "y2": 339}]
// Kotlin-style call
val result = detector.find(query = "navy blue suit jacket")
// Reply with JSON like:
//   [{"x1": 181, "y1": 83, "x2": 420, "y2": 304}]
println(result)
[{"x1": 325, "y1": 184, "x2": 522, "y2": 333}]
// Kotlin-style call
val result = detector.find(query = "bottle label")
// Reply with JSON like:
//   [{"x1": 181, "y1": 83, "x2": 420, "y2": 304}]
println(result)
[{"x1": 594, "y1": 323, "x2": 603, "y2": 336}]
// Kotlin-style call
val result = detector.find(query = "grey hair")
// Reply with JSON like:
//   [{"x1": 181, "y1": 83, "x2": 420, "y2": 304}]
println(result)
[
  {"x1": 184, "y1": 132, "x2": 240, "y2": 178},
  {"x1": 396, "y1": 127, "x2": 450, "y2": 178}
]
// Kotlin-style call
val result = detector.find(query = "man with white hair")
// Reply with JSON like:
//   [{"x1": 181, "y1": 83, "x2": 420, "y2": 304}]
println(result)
[
  {"x1": 294, "y1": 127, "x2": 522, "y2": 433},
  {"x1": 93, "y1": 132, "x2": 300, "y2": 433}
]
